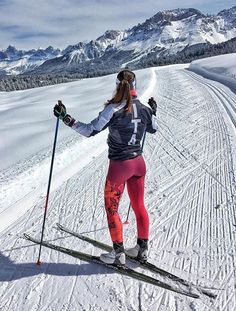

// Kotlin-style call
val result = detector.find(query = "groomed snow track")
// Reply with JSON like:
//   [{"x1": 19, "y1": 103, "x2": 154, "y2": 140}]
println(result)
[{"x1": 0, "y1": 65, "x2": 236, "y2": 310}]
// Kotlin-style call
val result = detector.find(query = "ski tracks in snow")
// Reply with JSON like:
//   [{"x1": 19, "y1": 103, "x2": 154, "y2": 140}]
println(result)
[
  {"x1": 145, "y1": 67, "x2": 236, "y2": 311},
  {"x1": 0, "y1": 66, "x2": 236, "y2": 310}
]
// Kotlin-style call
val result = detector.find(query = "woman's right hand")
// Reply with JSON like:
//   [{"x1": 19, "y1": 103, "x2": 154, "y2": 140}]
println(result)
[
  {"x1": 53, "y1": 100, "x2": 67, "y2": 119},
  {"x1": 53, "y1": 100, "x2": 75, "y2": 127}
]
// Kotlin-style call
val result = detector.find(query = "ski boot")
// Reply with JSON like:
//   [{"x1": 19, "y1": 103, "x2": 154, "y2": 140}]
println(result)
[
  {"x1": 125, "y1": 239, "x2": 148, "y2": 263},
  {"x1": 100, "y1": 242, "x2": 126, "y2": 266}
]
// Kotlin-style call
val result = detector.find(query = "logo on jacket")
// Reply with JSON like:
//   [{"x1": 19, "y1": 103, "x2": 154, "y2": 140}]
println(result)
[{"x1": 128, "y1": 103, "x2": 141, "y2": 145}]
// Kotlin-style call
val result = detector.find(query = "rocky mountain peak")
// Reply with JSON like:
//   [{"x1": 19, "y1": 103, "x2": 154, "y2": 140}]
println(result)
[{"x1": 218, "y1": 6, "x2": 236, "y2": 25}]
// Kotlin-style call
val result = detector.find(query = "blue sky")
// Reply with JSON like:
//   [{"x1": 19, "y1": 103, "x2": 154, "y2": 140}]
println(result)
[{"x1": 0, "y1": 0, "x2": 235, "y2": 50}]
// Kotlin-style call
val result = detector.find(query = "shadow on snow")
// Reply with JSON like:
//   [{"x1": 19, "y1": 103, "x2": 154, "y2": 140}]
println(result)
[{"x1": 0, "y1": 251, "x2": 115, "y2": 282}]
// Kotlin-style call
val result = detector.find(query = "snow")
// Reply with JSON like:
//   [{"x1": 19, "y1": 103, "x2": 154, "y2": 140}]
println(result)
[
  {"x1": 189, "y1": 53, "x2": 236, "y2": 93},
  {"x1": 0, "y1": 63, "x2": 236, "y2": 310},
  {"x1": 190, "y1": 53, "x2": 236, "y2": 79},
  {"x1": 120, "y1": 14, "x2": 236, "y2": 55},
  {"x1": 0, "y1": 57, "x2": 45, "y2": 75}
]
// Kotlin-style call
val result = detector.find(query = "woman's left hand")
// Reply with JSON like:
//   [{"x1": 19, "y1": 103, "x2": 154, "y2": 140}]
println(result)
[{"x1": 148, "y1": 97, "x2": 157, "y2": 115}]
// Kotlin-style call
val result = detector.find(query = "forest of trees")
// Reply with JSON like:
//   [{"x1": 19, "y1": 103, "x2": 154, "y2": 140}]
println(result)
[{"x1": 0, "y1": 70, "x2": 114, "y2": 91}]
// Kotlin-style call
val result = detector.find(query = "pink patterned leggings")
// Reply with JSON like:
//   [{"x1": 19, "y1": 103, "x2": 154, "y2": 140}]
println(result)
[{"x1": 104, "y1": 155, "x2": 149, "y2": 244}]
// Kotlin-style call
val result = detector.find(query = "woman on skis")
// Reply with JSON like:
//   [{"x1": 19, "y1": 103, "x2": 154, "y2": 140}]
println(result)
[{"x1": 53, "y1": 69, "x2": 157, "y2": 266}]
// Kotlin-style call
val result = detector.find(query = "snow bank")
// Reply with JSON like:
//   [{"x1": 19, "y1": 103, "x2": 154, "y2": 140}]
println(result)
[{"x1": 189, "y1": 53, "x2": 236, "y2": 93}]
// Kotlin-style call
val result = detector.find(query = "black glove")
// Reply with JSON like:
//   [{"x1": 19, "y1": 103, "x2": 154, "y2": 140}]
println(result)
[
  {"x1": 148, "y1": 97, "x2": 157, "y2": 116},
  {"x1": 54, "y1": 100, "x2": 67, "y2": 119},
  {"x1": 53, "y1": 100, "x2": 75, "y2": 127}
]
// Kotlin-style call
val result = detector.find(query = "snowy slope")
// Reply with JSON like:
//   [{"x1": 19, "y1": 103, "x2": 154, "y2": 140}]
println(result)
[
  {"x1": 0, "y1": 65, "x2": 236, "y2": 310},
  {"x1": 189, "y1": 53, "x2": 236, "y2": 93},
  {"x1": 191, "y1": 53, "x2": 236, "y2": 79}
]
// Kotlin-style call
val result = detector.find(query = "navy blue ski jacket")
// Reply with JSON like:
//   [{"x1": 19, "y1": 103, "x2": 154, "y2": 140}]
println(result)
[{"x1": 72, "y1": 98, "x2": 157, "y2": 160}]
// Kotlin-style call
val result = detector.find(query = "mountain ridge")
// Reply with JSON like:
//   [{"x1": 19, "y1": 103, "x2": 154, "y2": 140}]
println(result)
[{"x1": 0, "y1": 6, "x2": 235, "y2": 76}]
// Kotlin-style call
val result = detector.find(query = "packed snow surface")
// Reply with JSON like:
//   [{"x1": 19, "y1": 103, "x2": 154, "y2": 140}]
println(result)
[{"x1": 0, "y1": 63, "x2": 236, "y2": 310}]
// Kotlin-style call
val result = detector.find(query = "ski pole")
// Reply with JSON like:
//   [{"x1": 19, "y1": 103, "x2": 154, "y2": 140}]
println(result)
[
  {"x1": 124, "y1": 130, "x2": 147, "y2": 225},
  {"x1": 37, "y1": 117, "x2": 60, "y2": 265}
]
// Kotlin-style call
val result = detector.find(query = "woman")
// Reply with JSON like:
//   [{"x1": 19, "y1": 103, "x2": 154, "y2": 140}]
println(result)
[{"x1": 54, "y1": 69, "x2": 157, "y2": 266}]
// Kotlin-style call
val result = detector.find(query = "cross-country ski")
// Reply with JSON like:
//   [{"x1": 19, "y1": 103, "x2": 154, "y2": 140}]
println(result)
[
  {"x1": 56, "y1": 223, "x2": 217, "y2": 298},
  {"x1": 24, "y1": 233, "x2": 200, "y2": 298}
]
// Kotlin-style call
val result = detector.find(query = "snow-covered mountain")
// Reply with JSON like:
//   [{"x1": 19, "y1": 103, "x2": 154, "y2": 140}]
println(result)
[
  {"x1": 0, "y1": 46, "x2": 62, "y2": 75},
  {"x1": 62, "y1": 30, "x2": 127, "y2": 64},
  {"x1": 218, "y1": 6, "x2": 236, "y2": 26},
  {"x1": 0, "y1": 6, "x2": 236, "y2": 75}
]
